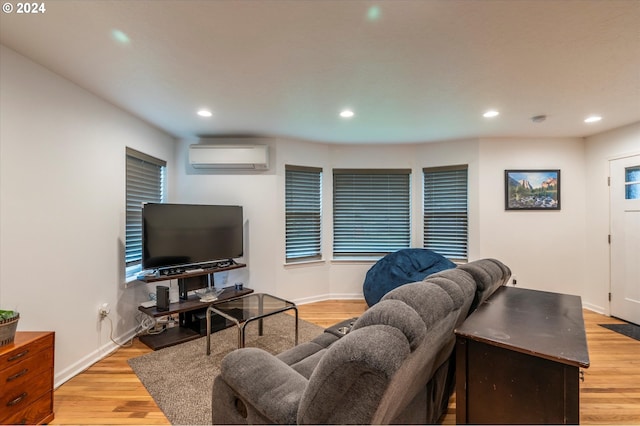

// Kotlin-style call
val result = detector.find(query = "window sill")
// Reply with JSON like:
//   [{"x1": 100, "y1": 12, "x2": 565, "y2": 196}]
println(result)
[{"x1": 284, "y1": 259, "x2": 326, "y2": 268}]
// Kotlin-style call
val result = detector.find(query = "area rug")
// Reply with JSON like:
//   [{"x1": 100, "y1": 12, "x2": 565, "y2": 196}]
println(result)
[
  {"x1": 599, "y1": 322, "x2": 640, "y2": 341},
  {"x1": 128, "y1": 314, "x2": 323, "y2": 425}
]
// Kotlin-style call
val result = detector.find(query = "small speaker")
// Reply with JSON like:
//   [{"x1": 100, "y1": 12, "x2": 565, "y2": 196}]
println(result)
[{"x1": 157, "y1": 285, "x2": 170, "y2": 311}]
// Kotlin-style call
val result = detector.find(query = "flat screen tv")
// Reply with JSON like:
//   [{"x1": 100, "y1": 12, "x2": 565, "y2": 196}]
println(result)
[{"x1": 142, "y1": 203, "x2": 243, "y2": 271}]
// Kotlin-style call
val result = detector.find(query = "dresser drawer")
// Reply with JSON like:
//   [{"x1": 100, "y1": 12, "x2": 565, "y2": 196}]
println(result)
[
  {"x1": 0, "y1": 368, "x2": 52, "y2": 418},
  {"x1": 1, "y1": 344, "x2": 53, "y2": 395},
  {"x1": 0, "y1": 391, "x2": 53, "y2": 425},
  {"x1": 0, "y1": 333, "x2": 54, "y2": 370}
]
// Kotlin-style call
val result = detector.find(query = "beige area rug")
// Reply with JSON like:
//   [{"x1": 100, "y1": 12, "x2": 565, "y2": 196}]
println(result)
[{"x1": 128, "y1": 314, "x2": 323, "y2": 425}]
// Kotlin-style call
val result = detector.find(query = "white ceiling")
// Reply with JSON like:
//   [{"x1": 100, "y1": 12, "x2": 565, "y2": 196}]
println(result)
[{"x1": 1, "y1": 0, "x2": 639, "y2": 143}]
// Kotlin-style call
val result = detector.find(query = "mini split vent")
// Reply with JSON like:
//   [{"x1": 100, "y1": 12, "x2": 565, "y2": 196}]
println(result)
[{"x1": 189, "y1": 143, "x2": 269, "y2": 170}]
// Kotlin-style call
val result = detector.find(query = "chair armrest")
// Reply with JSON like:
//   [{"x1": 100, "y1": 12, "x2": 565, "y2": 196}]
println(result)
[{"x1": 216, "y1": 347, "x2": 309, "y2": 424}]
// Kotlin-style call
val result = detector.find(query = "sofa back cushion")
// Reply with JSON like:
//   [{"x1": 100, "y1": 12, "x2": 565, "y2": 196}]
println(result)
[
  {"x1": 422, "y1": 268, "x2": 476, "y2": 327},
  {"x1": 351, "y1": 299, "x2": 426, "y2": 350},
  {"x1": 382, "y1": 281, "x2": 455, "y2": 329},
  {"x1": 458, "y1": 258, "x2": 510, "y2": 313},
  {"x1": 298, "y1": 325, "x2": 411, "y2": 424}
]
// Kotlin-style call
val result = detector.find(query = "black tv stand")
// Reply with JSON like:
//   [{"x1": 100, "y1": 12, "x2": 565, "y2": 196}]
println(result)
[{"x1": 137, "y1": 262, "x2": 249, "y2": 350}]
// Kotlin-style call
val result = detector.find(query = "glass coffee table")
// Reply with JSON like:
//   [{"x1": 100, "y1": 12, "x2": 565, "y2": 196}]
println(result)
[{"x1": 205, "y1": 293, "x2": 298, "y2": 355}]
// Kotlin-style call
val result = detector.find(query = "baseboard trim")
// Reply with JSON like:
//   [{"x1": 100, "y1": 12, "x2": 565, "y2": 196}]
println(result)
[
  {"x1": 583, "y1": 301, "x2": 607, "y2": 315},
  {"x1": 293, "y1": 293, "x2": 364, "y2": 306},
  {"x1": 54, "y1": 326, "x2": 138, "y2": 389}
]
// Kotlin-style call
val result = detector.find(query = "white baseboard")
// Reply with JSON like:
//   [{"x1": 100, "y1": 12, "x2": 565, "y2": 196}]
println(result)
[
  {"x1": 293, "y1": 293, "x2": 364, "y2": 306},
  {"x1": 54, "y1": 326, "x2": 138, "y2": 389},
  {"x1": 582, "y1": 301, "x2": 607, "y2": 315}
]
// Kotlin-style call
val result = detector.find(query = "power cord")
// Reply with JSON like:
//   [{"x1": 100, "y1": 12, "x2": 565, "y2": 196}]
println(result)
[
  {"x1": 100, "y1": 309, "x2": 171, "y2": 348},
  {"x1": 104, "y1": 315, "x2": 134, "y2": 348}
]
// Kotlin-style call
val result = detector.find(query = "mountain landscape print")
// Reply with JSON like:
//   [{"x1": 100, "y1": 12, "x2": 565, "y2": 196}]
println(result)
[{"x1": 505, "y1": 170, "x2": 560, "y2": 210}]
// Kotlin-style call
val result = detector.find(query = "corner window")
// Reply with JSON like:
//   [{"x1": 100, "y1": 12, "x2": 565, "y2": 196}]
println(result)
[
  {"x1": 285, "y1": 165, "x2": 322, "y2": 263},
  {"x1": 423, "y1": 165, "x2": 468, "y2": 262},
  {"x1": 125, "y1": 148, "x2": 166, "y2": 278},
  {"x1": 333, "y1": 169, "x2": 411, "y2": 258}
]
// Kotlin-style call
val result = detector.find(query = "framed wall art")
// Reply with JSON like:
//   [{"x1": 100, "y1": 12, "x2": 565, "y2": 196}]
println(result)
[{"x1": 505, "y1": 169, "x2": 560, "y2": 210}]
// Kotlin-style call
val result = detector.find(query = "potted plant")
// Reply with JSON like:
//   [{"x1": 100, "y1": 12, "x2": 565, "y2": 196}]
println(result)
[{"x1": 0, "y1": 310, "x2": 19, "y2": 347}]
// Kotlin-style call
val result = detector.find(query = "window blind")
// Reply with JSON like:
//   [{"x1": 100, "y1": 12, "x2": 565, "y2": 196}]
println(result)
[
  {"x1": 125, "y1": 148, "x2": 166, "y2": 276},
  {"x1": 285, "y1": 165, "x2": 322, "y2": 262},
  {"x1": 423, "y1": 165, "x2": 468, "y2": 261},
  {"x1": 333, "y1": 169, "x2": 411, "y2": 257}
]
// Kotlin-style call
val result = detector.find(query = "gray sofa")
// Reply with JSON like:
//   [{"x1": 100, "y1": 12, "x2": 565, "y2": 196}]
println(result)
[{"x1": 211, "y1": 258, "x2": 511, "y2": 424}]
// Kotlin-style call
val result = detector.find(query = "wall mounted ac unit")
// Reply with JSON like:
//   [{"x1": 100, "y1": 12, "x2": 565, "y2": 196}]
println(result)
[{"x1": 189, "y1": 144, "x2": 269, "y2": 169}]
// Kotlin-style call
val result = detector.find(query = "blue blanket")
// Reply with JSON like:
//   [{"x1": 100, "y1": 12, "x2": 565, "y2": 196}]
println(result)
[{"x1": 363, "y1": 249, "x2": 456, "y2": 306}]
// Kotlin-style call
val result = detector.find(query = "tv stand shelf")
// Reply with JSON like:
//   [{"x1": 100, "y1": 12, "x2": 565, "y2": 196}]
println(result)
[
  {"x1": 139, "y1": 262, "x2": 246, "y2": 283},
  {"x1": 138, "y1": 286, "x2": 253, "y2": 350}
]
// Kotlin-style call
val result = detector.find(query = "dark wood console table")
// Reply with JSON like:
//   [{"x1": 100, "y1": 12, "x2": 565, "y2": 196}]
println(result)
[
  {"x1": 137, "y1": 263, "x2": 251, "y2": 350},
  {"x1": 455, "y1": 286, "x2": 590, "y2": 424}
]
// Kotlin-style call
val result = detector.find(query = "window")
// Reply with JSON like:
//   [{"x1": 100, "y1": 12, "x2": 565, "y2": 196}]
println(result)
[
  {"x1": 423, "y1": 165, "x2": 468, "y2": 262},
  {"x1": 333, "y1": 169, "x2": 411, "y2": 257},
  {"x1": 285, "y1": 165, "x2": 322, "y2": 262},
  {"x1": 625, "y1": 166, "x2": 640, "y2": 200},
  {"x1": 125, "y1": 148, "x2": 166, "y2": 278}
]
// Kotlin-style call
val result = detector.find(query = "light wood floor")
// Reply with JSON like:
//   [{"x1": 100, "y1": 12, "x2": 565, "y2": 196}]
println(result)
[{"x1": 51, "y1": 300, "x2": 640, "y2": 425}]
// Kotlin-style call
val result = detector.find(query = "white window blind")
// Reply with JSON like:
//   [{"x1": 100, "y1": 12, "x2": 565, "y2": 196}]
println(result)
[
  {"x1": 285, "y1": 165, "x2": 322, "y2": 262},
  {"x1": 423, "y1": 165, "x2": 468, "y2": 261},
  {"x1": 333, "y1": 169, "x2": 411, "y2": 257},
  {"x1": 125, "y1": 148, "x2": 166, "y2": 277}
]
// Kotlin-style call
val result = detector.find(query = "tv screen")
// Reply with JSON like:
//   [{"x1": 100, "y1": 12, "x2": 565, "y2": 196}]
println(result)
[{"x1": 142, "y1": 203, "x2": 243, "y2": 270}]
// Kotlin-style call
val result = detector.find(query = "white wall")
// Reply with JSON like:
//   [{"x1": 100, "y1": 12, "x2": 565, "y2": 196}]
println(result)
[
  {"x1": 477, "y1": 138, "x2": 587, "y2": 297},
  {"x1": 0, "y1": 46, "x2": 177, "y2": 386},
  {"x1": 584, "y1": 122, "x2": 640, "y2": 313}
]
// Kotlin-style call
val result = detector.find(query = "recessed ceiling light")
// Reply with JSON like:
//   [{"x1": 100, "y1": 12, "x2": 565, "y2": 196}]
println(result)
[
  {"x1": 584, "y1": 115, "x2": 602, "y2": 123},
  {"x1": 483, "y1": 110, "x2": 500, "y2": 118},
  {"x1": 340, "y1": 109, "x2": 355, "y2": 118},
  {"x1": 197, "y1": 109, "x2": 213, "y2": 118}
]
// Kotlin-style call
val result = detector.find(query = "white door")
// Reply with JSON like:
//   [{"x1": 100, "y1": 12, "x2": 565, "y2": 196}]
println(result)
[{"x1": 610, "y1": 155, "x2": 640, "y2": 325}]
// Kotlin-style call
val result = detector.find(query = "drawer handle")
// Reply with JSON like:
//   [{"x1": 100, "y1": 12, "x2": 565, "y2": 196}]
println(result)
[
  {"x1": 7, "y1": 368, "x2": 29, "y2": 382},
  {"x1": 7, "y1": 392, "x2": 27, "y2": 407},
  {"x1": 7, "y1": 350, "x2": 29, "y2": 362}
]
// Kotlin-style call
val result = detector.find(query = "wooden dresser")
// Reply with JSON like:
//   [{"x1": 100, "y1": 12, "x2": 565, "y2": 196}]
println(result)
[
  {"x1": 455, "y1": 287, "x2": 590, "y2": 424},
  {"x1": 0, "y1": 331, "x2": 55, "y2": 425}
]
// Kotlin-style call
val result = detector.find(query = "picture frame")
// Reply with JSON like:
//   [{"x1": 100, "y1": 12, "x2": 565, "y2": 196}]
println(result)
[{"x1": 505, "y1": 169, "x2": 561, "y2": 210}]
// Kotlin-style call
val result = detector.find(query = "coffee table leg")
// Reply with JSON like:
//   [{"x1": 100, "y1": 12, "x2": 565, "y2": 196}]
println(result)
[
  {"x1": 240, "y1": 323, "x2": 247, "y2": 348},
  {"x1": 258, "y1": 294, "x2": 264, "y2": 336},
  {"x1": 206, "y1": 307, "x2": 212, "y2": 355},
  {"x1": 294, "y1": 307, "x2": 299, "y2": 346}
]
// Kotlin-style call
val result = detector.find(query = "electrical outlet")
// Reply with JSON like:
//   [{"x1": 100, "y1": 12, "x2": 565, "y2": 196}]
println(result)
[
  {"x1": 512, "y1": 275, "x2": 518, "y2": 286},
  {"x1": 98, "y1": 303, "x2": 110, "y2": 318}
]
